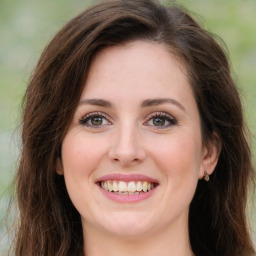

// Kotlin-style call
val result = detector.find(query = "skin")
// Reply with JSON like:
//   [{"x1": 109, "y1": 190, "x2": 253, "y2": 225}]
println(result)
[{"x1": 57, "y1": 41, "x2": 219, "y2": 256}]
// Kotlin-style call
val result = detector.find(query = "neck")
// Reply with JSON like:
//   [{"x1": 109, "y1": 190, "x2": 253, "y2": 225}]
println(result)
[{"x1": 83, "y1": 218, "x2": 194, "y2": 256}]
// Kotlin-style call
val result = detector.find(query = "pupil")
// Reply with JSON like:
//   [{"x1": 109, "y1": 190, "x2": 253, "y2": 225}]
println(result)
[
  {"x1": 153, "y1": 117, "x2": 165, "y2": 126},
  {"x1": 92, "y1": 117, "x2": 102, "y2": 125}
]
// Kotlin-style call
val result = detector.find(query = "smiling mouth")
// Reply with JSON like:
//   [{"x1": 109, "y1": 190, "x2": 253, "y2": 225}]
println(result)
[{"x1": 100, "y1": 180, "x2": 157, "y2": 195}]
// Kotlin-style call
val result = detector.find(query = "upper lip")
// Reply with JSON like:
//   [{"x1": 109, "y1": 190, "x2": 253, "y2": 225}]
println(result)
[{"x1": 95, "y1": 173, "x2": 159, "y2": 183}]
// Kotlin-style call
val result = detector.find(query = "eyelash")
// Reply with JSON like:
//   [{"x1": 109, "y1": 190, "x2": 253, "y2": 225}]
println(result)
[
  {"x1": 79, "y1": 111, "x2": 177, "y2": 129},
  {"x1": 144, "y1": 112, "x2": 177, "y2": 128},
  {"x1": 79, "y1": 112, "x2": 112, "y2": 127}
]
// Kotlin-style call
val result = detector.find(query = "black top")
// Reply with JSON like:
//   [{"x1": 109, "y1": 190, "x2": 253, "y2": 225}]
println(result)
[{"x1": 193, "y1": 242, "x2": 214, "y2": 256}]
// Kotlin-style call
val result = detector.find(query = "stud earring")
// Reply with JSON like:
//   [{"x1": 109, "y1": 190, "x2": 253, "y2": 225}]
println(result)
[
  {"x1": 204, "y1": 171, "x2": 210, "y2": 181},
  {"x1": 56, "y1": 169, "x2": 64, "y2": 175}
]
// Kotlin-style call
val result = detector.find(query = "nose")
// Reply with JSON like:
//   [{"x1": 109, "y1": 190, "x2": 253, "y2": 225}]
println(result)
[{"x1": 108, "y1": 124, "x2": 146, "y2": 166}]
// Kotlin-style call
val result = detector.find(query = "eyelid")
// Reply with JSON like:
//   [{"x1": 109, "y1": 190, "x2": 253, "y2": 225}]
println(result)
[
  {"x1": 146, "y1": 111, "x2": 176, "y2": 120},
  {"x1": 144, "y1": 111, "x2": 177, "y2": 128},
  {"x1": 79, "y1": 111, "x2": 112, "y2": 126}
]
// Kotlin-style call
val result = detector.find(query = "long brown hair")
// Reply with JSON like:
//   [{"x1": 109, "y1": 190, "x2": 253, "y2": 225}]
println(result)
[{"x1": 14, "y1": 0, "x2": 255, "y2": 255}]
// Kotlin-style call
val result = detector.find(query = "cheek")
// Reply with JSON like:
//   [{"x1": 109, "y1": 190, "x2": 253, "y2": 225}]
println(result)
[
  {"x1": 144, "y1": 132, "x2": 202, "y2": 222},
  {"x1": 60, "y1": 133, "x2": 105, "y2": 215},
  {"x1": 155, "y1": 134, "x2": 201, "y2": 171},
  {"x1": 60, "y1": 133, "x2": 105, "y2": 205},
  {"x1": 149, "y1": 131, "x2": 202, "y2": 195},
  {"x1": 62, "y1": 132, "x2": 105, "y2": 176}
]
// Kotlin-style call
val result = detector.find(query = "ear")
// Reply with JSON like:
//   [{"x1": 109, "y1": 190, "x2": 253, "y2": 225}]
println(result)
[
  {"x1": 199, "y1": 132, "x2": 221, "y2": 179},
  {"x1": 56, "y1": 157, "x2": 64, "y2": 175}
]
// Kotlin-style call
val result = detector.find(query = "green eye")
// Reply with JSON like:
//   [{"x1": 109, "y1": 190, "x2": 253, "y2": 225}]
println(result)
[
  {"x1": 79, "y1": 112, "x2": 111, "y2": 127},
  {"x1": 145, "y1": 113, "x2": 177, "y2": 128},
  {"x1": 91, "y1": 117, "x2": 103, "y2": 125},
  {"x1": 153, "y1": 117, "x2": 166, "y2": 126}
]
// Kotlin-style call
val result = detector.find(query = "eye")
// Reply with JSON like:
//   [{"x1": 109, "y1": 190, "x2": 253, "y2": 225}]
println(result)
[
  {"x1": 144, "y1": 112, "x2": 177, "y2": 128},
  {"x1": 79, "y1": 112, "x2": 111, "y2": 127}
]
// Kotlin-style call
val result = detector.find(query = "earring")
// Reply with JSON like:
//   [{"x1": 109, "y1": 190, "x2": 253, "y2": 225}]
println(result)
[
  {"x1": 56, "y1": 169, "x2": 64, "y2": 175},
  {"x1": 204, "y1": 171, "x2": 210, "y2": 181}
]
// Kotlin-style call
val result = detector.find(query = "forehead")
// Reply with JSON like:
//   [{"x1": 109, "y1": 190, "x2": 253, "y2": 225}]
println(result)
[
  {"x1": 82, "y1": 41, "x2": 192, "y2": 99},
  {"x1": 91, "y1": 40, "x2": 187, "y2": 74}
]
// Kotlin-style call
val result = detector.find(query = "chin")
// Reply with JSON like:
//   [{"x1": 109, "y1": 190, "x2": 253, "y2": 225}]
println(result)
[{"x1": 100, "y1": 212, "x2": 155, "y2": 238}]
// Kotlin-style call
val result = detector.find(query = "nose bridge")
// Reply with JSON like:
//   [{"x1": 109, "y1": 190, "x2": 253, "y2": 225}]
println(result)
[{"x1": 108, "y1": 119, "x2": 145, "y2": 165}]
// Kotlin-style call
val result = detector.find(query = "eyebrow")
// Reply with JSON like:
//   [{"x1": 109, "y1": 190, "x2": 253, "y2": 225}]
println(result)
[
  {"x1": 141, "y1": 98, "x2": 186, "y2": 112},
  {"x1": 79, "y1": 97, "x2": 186, "y2": 112},
  {"x1": 79, "y1": 99, "x2": 113, "y2": 108}
]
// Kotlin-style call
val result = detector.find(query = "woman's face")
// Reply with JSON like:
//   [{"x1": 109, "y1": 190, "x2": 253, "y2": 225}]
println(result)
[{"x1": 59, "y1": 41, "x2": 214, "y2": 239}]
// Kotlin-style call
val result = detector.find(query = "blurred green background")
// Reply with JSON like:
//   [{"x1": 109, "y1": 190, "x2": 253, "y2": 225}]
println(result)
[{"x1": 0, "y1": 0, "x2": 255, "y2": 252}]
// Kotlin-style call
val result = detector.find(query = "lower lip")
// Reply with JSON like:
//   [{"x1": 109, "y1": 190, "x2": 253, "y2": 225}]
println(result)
[{"x1": 98, "y1": 185, "x2": 158, "y2": 203}]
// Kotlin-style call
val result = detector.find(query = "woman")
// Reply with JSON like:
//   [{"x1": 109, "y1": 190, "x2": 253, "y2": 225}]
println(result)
[{"x1": 14, "y1": 0, "x2": 255, "y2": 255}]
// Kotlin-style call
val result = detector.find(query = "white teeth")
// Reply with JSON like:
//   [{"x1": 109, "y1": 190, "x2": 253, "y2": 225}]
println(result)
[
  {"x1": 128, "y1": 181, "x2": 136, "y2": 192},
  {"x1": 119, "y1": 181, "x2": 127, "y2": 192},
  {"x1": 142, "y1": 181, "x2": 148, "y2": 192},
  {"x1": 107, "y1": 180, "x2": 113, "y2": 192},
  {"x1": 136, "y1": 181, "x2": 142, "y2": 191},
  {"x1": 100, "y1": 180, "x2": 155, "y2": 194},
  {"x1": 113, "y1": 181, "x2": 118, "y2": 192},
  {"x1": 103, "y1": 182, "x2": 108, "y2": 190}
]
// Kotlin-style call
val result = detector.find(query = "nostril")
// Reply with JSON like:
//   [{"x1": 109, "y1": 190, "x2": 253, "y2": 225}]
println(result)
[{"x1": 113, "y1": 157, "x2": 139, "y2": 162}]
